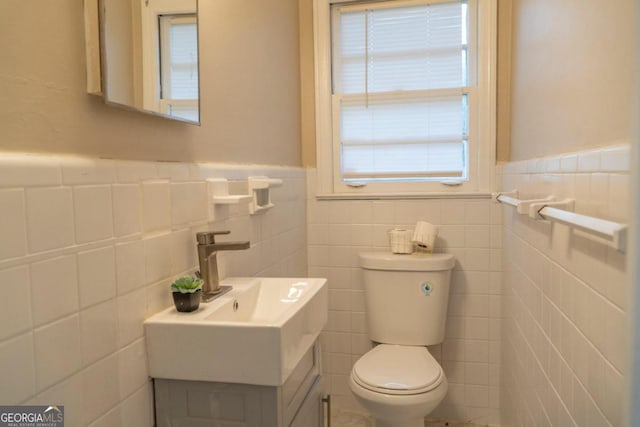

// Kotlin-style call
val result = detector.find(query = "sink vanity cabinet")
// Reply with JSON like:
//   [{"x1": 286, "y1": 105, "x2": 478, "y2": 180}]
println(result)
[
  {"x1": 144, "y1": 277, "x2": 329, "y2": 427},
  {"x1": 154, "y1": 342, "x2": 323, "y2": 427}
]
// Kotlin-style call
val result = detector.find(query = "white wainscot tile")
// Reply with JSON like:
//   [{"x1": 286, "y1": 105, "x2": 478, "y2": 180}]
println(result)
[
  {"x1": 328, "y1": 201, "x2": 353, "y2": 224},
  {"x1": 157, "y1": 162, "x2": 190, "y2": 181},
  {"x1": 171, "y1": 229, "x2": 196, "y2": 275},
  {"x1": 61, "y1": 158, "x2": 116, "y2": 185},
  {"x1": 465, "y1": 225, "x2": 491, "y2": 248},
  {"x1": 0, "y1": 189, "x2": 27, "y2": 260},
  {"x1": 117, "y1": 288, "x2": 147, "y2": 348},
  {"x1": 442, "y1": 339, "x2": 465, "y2": 361},
  {"x1": 589, "y1": 173, "x2": 610, "y2": 218},
  {"x1": 34, "y1": 315, "x2": 82, "y2": 391},
  {"x1": 577, "y1": 150, "x2": 601, "y2": 172},
  {"x1": 608, "y1": 174, "x2": 630, "y2": 222},
  {"x1": 328, "y1": 289, "x2": 351, "y2": 311},
  {"x1": 25, "y1": 187, "x2": 74, "y2": 253},
  {"x1": 81, "y1": 354, "x2": 120, "y2": 425},
  {"x1": 445, "y1": 316, "x2": 465, "y2": 339},
  {"x1": 350, "y1": 201, "x2": 373, "y2": 224},
  {"x1": 464, "y1": 362, "x2": 489, "y2": 385},
  {"x1": 440, "y1": 201, "x2": 466, "y2": 225},
  {"x1": 30, "y1": 255, "x2": 78, "y2": 326},
  {"x1": 144, "y1": 234, "x2": 173, "y2": 284},
  {"x1": 600, "y1": 145, "x2": 630, "y2": 172},
  {"x1": 27, "y1": 375, "x2": 84, "y2": 426},
  {"x1": 78, "y1": 246, "x2": 116, "y2": 309},
  {"x1": 115, "y1": 240, "x2": 145, "y2": 295},
  {"x1": 0, "y1": 154, "x2": 61, "y2": 187},
  {"x1": 462, "y1": 248, "x2": 491, "y2": 271},
  {"x1": 0, "y1": 333, "x2": 36, "y2": 403},
  {"x1": 112, "y1": 184, "x2": 141, "y2": 237},
  {"x1": 73, "y1": 185, "x2": 114, "y2": 243},
  {"x1": 371, "y1": 201, "x2": 395, "y2": 224},
  {"x1": 88, "y1": 406, "x2": 121, "y2": 427},
  {"x1": 371, "y1": 224, "x2": 392, "y2": 247},
  {"x1": 328, "y1": 224, "x2": 352, "y2": 246},
  {"x1": 442, "y1": 360, "x2": 464, "y2": 384},
  {"x1": 560, "y1": 154, "x2": 578, "y2": 172},
  {"x1": 327, "y1": 267, "x2": 352, "y2": 290},
  {"x1": 116, "y1": 161, "x2": 158, "y2": 184},
  {"x1": 604, "y1": 305, "x2": 627, "y2": 373},
  {"x1": 142, "y1": 180, "x2": 171, "y2": 234},
  {"x1": 171, "y1": 182, "x2": 206, "y2": 226},
  {"x1": 465, "y1": 340, "x2": 489, "y2": 363},
  {"x1": 120, "y1": 383, "x2": 154, "y2": 427},
  {"x1": 602, "y1": 363, "x2": 623, "y2": 426},
  {"x1": 80, "y1": 300, "x2": 118, "y2": 366},
  {"x1": 118, "y1": 339, "x2": 149, "y2": 399},
  {"x1": 464, "y1": 201, "x2": 491, "y2": 225},
  {"x1": 0, "y1": 266, "x2": 32, "y2": 340},
  {"x1": 465, "y1": 317, "x2": 489, "y2": 340},
  {"x1": 464, "y1": 295, "x2": 490, "y2": 317},
  {"x1": 307, "y1": 224, "x2": 328, "y2": 245},
  {"x1": 437, "y1": 225, "x2": 465, "y2": 249},
  {"x1": 308, "y1": 245, "x2": 330, "y2": 267},
  {"x1": 145, "y1": 279, "x2": 173, "y2": 317},
  {"x1": 464, "y1": 384, "x2": 489, "y2": 407}
]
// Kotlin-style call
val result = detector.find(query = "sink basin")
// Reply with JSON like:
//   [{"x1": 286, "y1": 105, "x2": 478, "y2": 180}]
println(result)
[{"x1": 144, "y1": 277, "x2": 327, "y2": 386}]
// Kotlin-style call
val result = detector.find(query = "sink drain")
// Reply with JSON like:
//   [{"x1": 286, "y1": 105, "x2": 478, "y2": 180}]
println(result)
[{"x1": 233, "y1": 300, "x2": 239, "y2": 312}]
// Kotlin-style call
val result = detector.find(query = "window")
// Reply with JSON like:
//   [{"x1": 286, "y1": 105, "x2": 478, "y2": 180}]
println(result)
[
  {"x1": 314, "y1": 0, "x2": 496, "y2": 196},
  {"x1": 159, "y1": 14, "x2": 199, "y2": 122}
]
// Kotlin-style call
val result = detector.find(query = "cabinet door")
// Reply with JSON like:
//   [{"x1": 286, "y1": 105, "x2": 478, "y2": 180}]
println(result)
[{"x1": 289, "y1": 376, "x2": 323, "y2": 427}]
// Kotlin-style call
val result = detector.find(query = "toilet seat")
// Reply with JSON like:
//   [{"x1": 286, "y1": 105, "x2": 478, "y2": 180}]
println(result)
[{"x1": 352, "y1": 344, "x2": 443, "y2": 395}]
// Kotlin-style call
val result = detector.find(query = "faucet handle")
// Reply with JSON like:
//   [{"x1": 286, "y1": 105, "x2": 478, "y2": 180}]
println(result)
[{"x1": 196, "y1": 230, "x2": 230, "y2": 244}]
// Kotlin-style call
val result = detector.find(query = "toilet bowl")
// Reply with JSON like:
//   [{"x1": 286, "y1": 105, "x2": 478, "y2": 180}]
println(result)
[
  {"x1": 348, "y1": 344, "x2": 448, "y2": 427},
  {"x1": 352, "y1": 252, "x2": 455, "y2": 426}
]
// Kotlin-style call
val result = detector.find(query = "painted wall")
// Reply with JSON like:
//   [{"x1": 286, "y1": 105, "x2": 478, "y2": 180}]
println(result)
[
  {"x1": 508, "y1": 0, "x2": 635, "y2": 160},
  {"x1": 0, "y1": 153, "x2": 307, "y2": 426},
  {"x1": 0, "y1": 0, "x2": 301, "y2": 165}
]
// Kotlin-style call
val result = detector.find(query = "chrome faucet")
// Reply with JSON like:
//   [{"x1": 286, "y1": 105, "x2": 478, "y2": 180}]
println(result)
[{"x1": 196, "y1": 231, "x2": 250, "y2": 301}]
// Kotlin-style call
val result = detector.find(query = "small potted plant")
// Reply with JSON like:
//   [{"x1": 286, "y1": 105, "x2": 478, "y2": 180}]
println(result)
[{"x1": 171, "y1": 276, "x2": 204, "y2": 312}]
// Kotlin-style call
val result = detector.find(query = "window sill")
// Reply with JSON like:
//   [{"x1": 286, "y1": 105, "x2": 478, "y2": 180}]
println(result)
[{"x1": 315, "y1": 192, "x2": 493, "y2": 201}]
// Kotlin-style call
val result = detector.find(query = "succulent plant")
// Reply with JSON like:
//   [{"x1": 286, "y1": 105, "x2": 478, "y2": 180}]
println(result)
[{"x1": 170, "y1": 276, "x2": 204, "y2": 294}]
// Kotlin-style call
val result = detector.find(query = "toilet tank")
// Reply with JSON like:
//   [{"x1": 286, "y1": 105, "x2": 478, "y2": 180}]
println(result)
[{"x1": 359, "y1": 252, "x2": 455, "y2": 346}]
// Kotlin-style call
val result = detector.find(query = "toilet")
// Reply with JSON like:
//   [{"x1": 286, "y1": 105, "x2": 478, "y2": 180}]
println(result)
[{"x1": 349, "y1": 252, "x2": 455, "y2": 427}]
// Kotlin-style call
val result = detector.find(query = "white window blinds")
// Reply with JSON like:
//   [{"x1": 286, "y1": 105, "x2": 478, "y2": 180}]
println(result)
[
  {"x1": 332, "y1": 0, "x2": 469, "y2": 182},
  {"x1": 159, "y1": 15, "x2": 199, "y2": 121}
]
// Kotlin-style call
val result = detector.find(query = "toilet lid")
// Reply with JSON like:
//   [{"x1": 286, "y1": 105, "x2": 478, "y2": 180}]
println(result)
[{"x1": 352, "y1": 344, "x2": 443, "y2": 395}]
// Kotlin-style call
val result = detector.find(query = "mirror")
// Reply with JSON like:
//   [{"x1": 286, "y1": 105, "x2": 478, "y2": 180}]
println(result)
[{"x1": 93, "y1": 0, "x2": 200, "y2": 124}]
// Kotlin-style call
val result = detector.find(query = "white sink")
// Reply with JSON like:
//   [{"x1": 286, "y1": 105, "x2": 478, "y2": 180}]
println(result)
[{"x1": 144, "y1": 277, "x2": 328, "y2": 386}]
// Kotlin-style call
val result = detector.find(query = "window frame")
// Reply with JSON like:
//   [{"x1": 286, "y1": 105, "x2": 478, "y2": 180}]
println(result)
[{"x1": 313, "y1": 0, "x2": 497, "y2": 197}]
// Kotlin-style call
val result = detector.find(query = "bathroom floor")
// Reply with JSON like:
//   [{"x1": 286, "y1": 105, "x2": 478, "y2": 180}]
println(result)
[{"x1": 331, "y1": 409, "x2": 490, "y2": 427}]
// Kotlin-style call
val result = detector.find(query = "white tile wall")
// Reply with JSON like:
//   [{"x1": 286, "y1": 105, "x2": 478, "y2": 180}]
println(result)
[
  {"x1": 499, "y1": 144, "x2": 630, "y2": 427},
  {"x1": 31, "y1": 255, "x2": 79, "y2": 326},
  {"x1": 73, "y1": 185, "x2": 114, "y2": 243},
  {"x1": 77, "y1": 246, "x2": 117, "y2": 308},
  {"x1": 0, "y1": 189, "x2": 27, "y2": 259},
  {"x1": 0, "y1": 153, "x2": 307, "y2": 427},
  {"x1": 25, "y1": 187, "x2": 75, "y2": 253},
  {"x1": 0, "y1": 266, "x2": 32, "y2": 340},
  {"x1": 306, "y1": 169, "x2": 502, "y2": 425}
]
